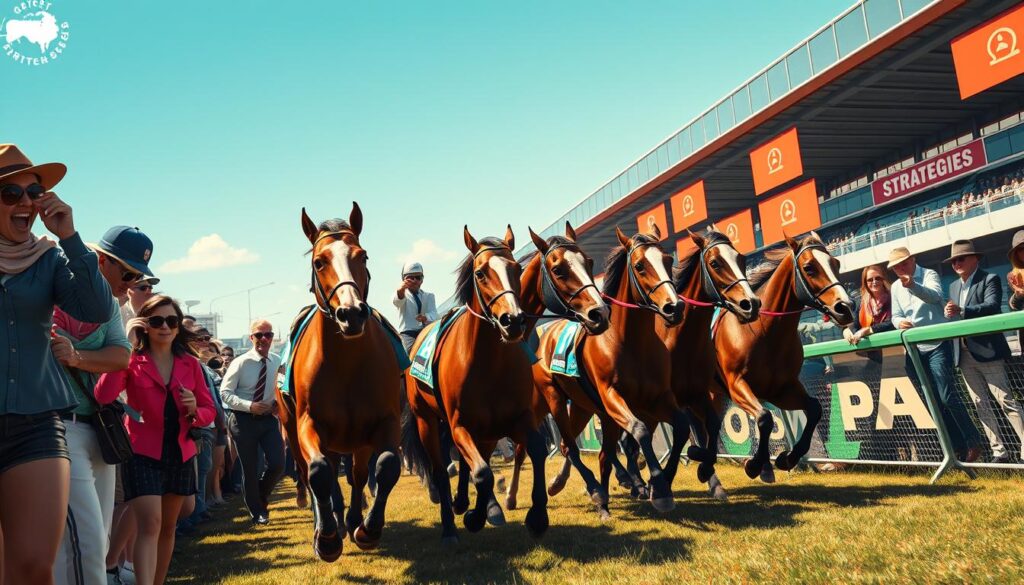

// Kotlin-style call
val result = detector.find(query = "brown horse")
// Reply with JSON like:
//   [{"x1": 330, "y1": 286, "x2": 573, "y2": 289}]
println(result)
[
  {"x1": 280, "y1": 204, "x2": 404, "y2": 562},
  {"x1": 529, "y1": 224, "x2": 688, "y2": 518},
  {"x1": 403, "y1": 224, "x2": 609, "y2": 544},
  {"x1": 712, "y1": 232, "x2": 854, "y2": 485}
]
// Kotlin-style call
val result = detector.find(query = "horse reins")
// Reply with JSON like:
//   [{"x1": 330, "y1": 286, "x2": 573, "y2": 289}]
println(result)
[
  {"x1": 603, "y1": 241, "x2": 674, "y2": 314},
  {"x1": 759, "y1": 243, "x2": 840, "y2": 318},
  {"x1": 311, "y1": 230, "x2": 369, "y2": 317},
  {"x1": 465, "y1": 245, "x2": 520, "y2": 329},
  {"x1": 537, "y1": 242, "x2": 601, "y2": 321}
]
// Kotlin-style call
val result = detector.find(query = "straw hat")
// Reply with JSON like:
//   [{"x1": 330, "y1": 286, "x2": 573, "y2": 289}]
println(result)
[
  {"x1": 943, "y1": 239, "x2": 978, "y2": 263},
  {"x1": 1008, "y1": 230, "x2": 1024, "y2": 269},
  {"x1": 886, "y1": 247, "x2": 912, "y2": 269},
  {"x1": 0, "y1": 144, "x2": 67, "y2": 189}
]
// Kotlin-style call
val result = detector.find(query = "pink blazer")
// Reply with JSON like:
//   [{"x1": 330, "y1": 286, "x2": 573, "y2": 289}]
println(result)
[{"x1": 96, "y1": 351, "x2": 216, "y2": 462}]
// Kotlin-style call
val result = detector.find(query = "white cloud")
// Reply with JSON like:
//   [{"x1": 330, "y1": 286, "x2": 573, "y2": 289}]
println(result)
[
  {"x1": 159, "y1": 234, "x2": 259, "y2": 274},
  {"x1": 396, "y1": 239, "x2": 460, "y2": 265}
]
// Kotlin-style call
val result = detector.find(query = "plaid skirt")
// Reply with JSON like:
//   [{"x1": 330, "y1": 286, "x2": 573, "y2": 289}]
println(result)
[{"x1": 122, "y1": 452, "x2": 197, "y2": 500}]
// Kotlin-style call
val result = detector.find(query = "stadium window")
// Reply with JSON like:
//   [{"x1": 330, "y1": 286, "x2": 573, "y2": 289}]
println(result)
[
  {"x1": 733, "y1": 87, "x2": 751, "y2": 121},
  {"x1": 702, "y1": 111, "x2": 720, "y2": 141},
  {"x1": 678, "y1": 127, "x2": 692, "y2": 156},
  {"x1": 923, "y1": 146, "x2": 939, "y2": 159},
  {"x1": 667, "y1": 134, "x2": 680, "y2": 164},
  {"x1": 940, "y1": 139, "x2": 958, "y2": 153},
  {"x1": 999, "y1": 113, "x2": 1022, "y2": 130},
  {"x1": 767, "y1": 61, "x2": 789, "y2": 100},
  {"x1": 981, "y1": 122, "x2": 1001, "y2": 136},
  {"x1": 809, "y1": 28, "x2": 838, "y2": 73},
  {"x1": 900, "y1": 156, "x2": 915, "y2": 168},
  {"x1": 749, "y1": 74, "x2": 770, "y2": 112},
  {"x1": 786, "y1": 47, "x2": 812, "y2": 87},
  {"x1": 864, "y1": 0, "x2": 901, "y2": 38},
  {"x1": 835, "y1": 6, "x2": 869, "y2": 58},
  {"x1": 956, "y1": 132, "x2": 974, "y2": 145},
  {"x1": 717, "y1": 100, "x2": 735, "y2": 133},
  {"x1": 691, "y1": 118, "x2": 706, "y2": 149}
]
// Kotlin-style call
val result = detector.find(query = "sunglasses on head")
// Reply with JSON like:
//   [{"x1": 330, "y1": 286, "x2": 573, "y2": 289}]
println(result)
[
  {"x1": 147, "y1": 315, "x2": 180, "y2": 329},
  {"x1": 0, "y1": 183, "x2": 46, "y2": 206},
  {"x1": 252, "y1": 331, "x2": 274, "y2": 340}
]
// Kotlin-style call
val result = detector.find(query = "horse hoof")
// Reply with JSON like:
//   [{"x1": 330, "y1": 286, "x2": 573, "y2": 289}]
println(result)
[
  {"x1": 313, "y1": 529, "x2": 343, "y2": 562},
  {"x1": 525, "y1": 507, "x2": 549, "y2": 538},
  {"x1": 441, "y1": 533, "x2": 459, "y2": 547},
  {"x1": 775, "y1": 451, "x2": 797, "y2": 471},
  {"x1": 710, "y1": 484, "x2": 729, "y2": 501},
  {"x1": 651, "y1": 497, "x2": 675, "y2": 513},
  {"x1": 505, "y1": 494, "x2": 517, "y2": 511},
  {"x1": 589, "y1": 487, "x2": 609, "y2": 509},
  {"x1": 464, "y1": 510, "x2": 486, "y2": 533},
  {"x1": 296, "y1": 492, "x2": 308, "y2": 509},
  {"x1": 632, "y1": 484, "x2": 651, "y2": 501},
  {"x1": 743, "y1": 458, "x2": 762, "y2": 479},
  {"x1": 597, "y1": 508, "x2": 612, "y2": 522},
  {"x1": 427, "y1": 483, "x2": 441, "y2": 505},
  {"x1": 697, "y1": 462, "x2": 715, "y2": 484},
  {"x1": 547, "y1": 476, "x2": 567, "y2": 497},
  {"x1": 353, "y1": 524, "x2": 380, "y2": 551},
  {"x1": 687, "y1": 445, "x2": 709, "y2": 462},
  {"x1": 759, "y1": 464, "x2": 777, "y2": 484},
  {"x1": 452, "y1": 496, "x2": 470, "y2": 516},
  {"x1": 486, "y1": 504, "x2": 506, "y2": 527}
]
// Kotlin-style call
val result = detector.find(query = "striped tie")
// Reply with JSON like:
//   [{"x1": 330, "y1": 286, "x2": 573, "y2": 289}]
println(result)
[{"x1": 253, "y1": 357, "x2": 268, "y2": 403}]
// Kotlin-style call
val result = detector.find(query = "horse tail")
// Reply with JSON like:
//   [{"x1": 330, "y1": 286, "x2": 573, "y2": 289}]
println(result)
[{"x1": 400, "y1": 404, "x2": 431, "y2": 481}]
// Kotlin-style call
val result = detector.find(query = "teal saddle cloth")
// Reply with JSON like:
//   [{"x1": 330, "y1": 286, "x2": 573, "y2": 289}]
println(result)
[
  {"x1": 533, "y1": 320, "x2": 583, "y2": 377},
  {"x1": 410, "y1": 307, "x2": 540, "y2": 389},
  {"x1": 280, "y1": 305, "x2": 412, "y2": 395}
]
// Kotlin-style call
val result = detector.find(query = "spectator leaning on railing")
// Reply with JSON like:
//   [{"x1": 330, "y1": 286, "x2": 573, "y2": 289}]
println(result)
[
  {"x1": 1009, "y1": 230, "x2": 1024, "y2": 314},
  {"x1": 943, "y1": 239, "x2": 1024, "y2": 464},
  {"x1": 844, "y1": 264, "x2": 894, "y2": 348}
]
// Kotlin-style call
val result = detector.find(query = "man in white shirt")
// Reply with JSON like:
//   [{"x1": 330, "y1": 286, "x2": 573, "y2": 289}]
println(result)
[
  {"x1": 220, "y1": 319, "x2": 284, "y2": 525},
  {"x1": 394, "y1": 261, "x2": 438, "y2": 353}
]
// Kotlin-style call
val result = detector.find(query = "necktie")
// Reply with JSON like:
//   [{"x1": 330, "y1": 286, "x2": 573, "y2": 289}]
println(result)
[{"x1": 253, "y1": 357, "x2": 268, "y2": 403}]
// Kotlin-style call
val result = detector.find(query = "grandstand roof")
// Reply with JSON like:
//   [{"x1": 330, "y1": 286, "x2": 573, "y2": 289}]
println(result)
[{"x1": 529, "y1": 0, "x2": 1024, "y2": 259}]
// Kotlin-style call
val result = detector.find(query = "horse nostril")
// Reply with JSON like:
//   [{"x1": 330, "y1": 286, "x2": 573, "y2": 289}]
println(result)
[
  {"x1": 358, "y1": 302, "x2": 370, "y2": 319},
  {"x1": 499, "y1": 313, "x2": 512, "y2": 328},
  {"x1": 738, "y1": 299, "x2": 752, "y2": 312},
  {"x1": 335, "y1": 307, "x2": 346, "y2": 322},
  {"x1": 587, "y1": 308, "x2": 605, "y2": 324}
]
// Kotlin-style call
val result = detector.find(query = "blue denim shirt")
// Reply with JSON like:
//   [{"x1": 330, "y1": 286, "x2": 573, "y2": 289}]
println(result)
[
  {"x1": 890, "y1": 264, "x2": 945, "y2": 352},
  {"x1": 0, "y1": 233, "x2": 115, "y2": 415}
]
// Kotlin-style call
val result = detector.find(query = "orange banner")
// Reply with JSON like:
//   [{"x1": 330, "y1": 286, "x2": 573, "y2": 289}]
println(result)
[
  {"x1": 757, "y1": 179, "x2": 821, "y2": 246},
  {"x1": 749, "y1": 127, "x2": 803, "y2": 196},
  {"x1": 676, "y1": 237, "x2": 697, "y2": 259},
  {"x1": 636, "y1": 203, "x2": 668, "y2": 238},
  {"x1": 716, "y1": 209, "x2": 756, "y2": 254},
  {"x1": 669, "y1": 180, "x2": 708, "y2": 232},
  {"x1": 951, "y1": 3, "x2": 1024, "y2": 99}
]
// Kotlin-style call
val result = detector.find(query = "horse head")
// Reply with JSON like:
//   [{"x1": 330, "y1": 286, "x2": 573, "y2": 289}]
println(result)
[
  {"x1": 302, "y1": 203, "x2": 371, "y2": 337},
  {"x1": 785, "y1": 231, "x2": 855, "y2": 327},
  {"x1": 613, "y1": 223, "x2": 684, "y2": 326},
  {"x1": 462, "y1": 225, "x2": 527, "y2": 342},
  {"x1": 690, "y1": 228, "x2": 759, "y2": 323},
  {"x1": 528, "y1": 222, "x2": 610, "y2": 334}
]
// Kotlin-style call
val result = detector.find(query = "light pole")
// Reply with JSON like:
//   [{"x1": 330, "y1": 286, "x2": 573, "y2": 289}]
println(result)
[
  {"x1": 247, "y1": 282, "x2": 275, "y2": 326},
  {"x1": 185, "y1": 300, "x2": 200, "y2": 316}
]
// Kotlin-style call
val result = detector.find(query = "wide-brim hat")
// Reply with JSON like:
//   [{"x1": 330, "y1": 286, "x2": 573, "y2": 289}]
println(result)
[
  {"x1": 886, "y1": 247, "x2": 912, "y2": 269},
  {"x1": 0, "y1": 144, "x2": 67, "y2": 190},
  {"x1": 943, "y1": 239, "x2": 978, "y2": 263},
  {"x1": 1009, "y1": 230, "x2": 1024, "y2": 269}
]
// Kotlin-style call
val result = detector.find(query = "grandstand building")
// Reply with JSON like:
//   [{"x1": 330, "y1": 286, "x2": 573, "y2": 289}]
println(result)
[{"x1": 514, "y1": 0, "x2": 1024, "y2": 340}]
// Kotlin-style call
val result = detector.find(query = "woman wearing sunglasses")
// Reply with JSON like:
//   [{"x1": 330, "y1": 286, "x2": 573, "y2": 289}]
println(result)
[
  {"x1": 95, "y1": 295, "x2": 215, "y2": 585},
  {"x1": 0, "y1": 145, "x2": 114, "y2": 584},
  {"x1": 844, "y1": 264, "x2": 895, "y2": 347}
]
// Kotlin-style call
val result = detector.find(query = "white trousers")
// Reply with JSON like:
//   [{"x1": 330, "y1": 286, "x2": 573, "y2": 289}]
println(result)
[
  {"x1": 959, "y1": 351, "x2": 1024, "y2": 459},
  {"x1": 54, "y1": 420, "x2": 116, "y2": 585}
]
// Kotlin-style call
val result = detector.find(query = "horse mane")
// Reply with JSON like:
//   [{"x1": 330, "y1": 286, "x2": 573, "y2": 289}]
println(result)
[
  {"x1": 305, "y1": 218, "x2": 353, "y2": 255},
  {"x1": 454, "y1": 237, "x2": 509, "y2": 304},
  {"x1": 601, "y1": 232, "x2": 659, "y2": 295},
  {"x1": 671, "y1": 230, "x2": 731, "y2": 292},
  {"x1": 747, "y1": 232, "x2": 825, "y2": 291},
  {"x1": 516, "y1": 235, "x2": 574, "y2": 264}
]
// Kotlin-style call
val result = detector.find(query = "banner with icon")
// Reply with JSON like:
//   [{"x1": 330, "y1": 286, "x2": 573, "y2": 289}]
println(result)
[
  {"x1": 669, "y1": 180, "x2": 708, "y2": 233},
  {"x1": 757, "y1": 179, "x2": 820, "y2": 245},
  {"x1": 951, "y1": 3, "x2": 1024, "y2": 99},
  {"x1": 716, "y1": 208, "x2": 756, "y2": 254},
  {"x1": 635, "y1": 202, "x2": 669, "y2": 238},
  {"x1": 749, "y1": 127, "x2": 803, "y2": 196}
]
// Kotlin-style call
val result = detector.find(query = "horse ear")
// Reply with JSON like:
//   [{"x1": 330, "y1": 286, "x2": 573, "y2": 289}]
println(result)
[
  {"x1": 648, "y1": 222, "x2": 662, "y2": 242},
  {"x1": 529, "y1": 227, "x2": 549, "y2": 254},
  {"x1": 565, "y1": 221, "x2": 578, "y2": 242},
  {"x1": 463, "y1": 225, "x2": 480, "y2": 254},
  {"x1": 688, "y1": 229, "x2": 705, "y2": 249},
  {"x1": 504, "y1": 224, "x2": 515, "y2": 251},
  {"x1": 614, "y1": 226, "x2": 631, "y2": 249},
  {"x1": 783, "y1": 231, "x2": 801, "y2": 252},
  {"x1": 349, "y1": 202, "x2": 363, "y2": 236},
  {"x1": 301, "y1": 208, "x2": 319, "y2": 245},
  {"x1": 809, "y1": 230, "x2": 822, "y2": 244}
]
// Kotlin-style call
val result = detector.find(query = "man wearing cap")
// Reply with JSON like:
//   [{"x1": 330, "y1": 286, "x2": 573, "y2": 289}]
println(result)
[
  {"x1": 394, "y1": 261, "x2": 438, "y2": 354},
  {"x1": 888, "y1": 246, "x2": 982, "y2": 462},
  {"x1": 52, "y1": 226, "x2": 155, "y2": 585},
  {"x1": 943, "y1": 239, "x2": 1024, "y2": 463},
  {"x1": 122, "y1": 275, "x2": 160, "y2": 323}
]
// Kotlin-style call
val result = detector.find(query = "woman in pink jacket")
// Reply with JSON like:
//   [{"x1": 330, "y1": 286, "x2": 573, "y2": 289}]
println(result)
[{"x1": 96, "y1": 295, "x2": 215, "y2": 585}]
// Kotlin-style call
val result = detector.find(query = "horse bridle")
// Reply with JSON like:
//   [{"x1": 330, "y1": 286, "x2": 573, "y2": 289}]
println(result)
[
  {"x1": 311, "y1": 231, "x2": 369, "y2": 317},
  {"x1": 624, "y1": 241, "x2": 675, "y2": 314},
  {"x1": 539, "y1": 242, "x2": 601, "y2": 320},
  {"x1": 792, "y1": 242, "x2": 843, "y2": 315},
  {"x1": 698, "y1": 239, "x2": 750, "y2": 312},
  {"x1": 468, "y1": 245, "x2": 520, "y2": 328}
]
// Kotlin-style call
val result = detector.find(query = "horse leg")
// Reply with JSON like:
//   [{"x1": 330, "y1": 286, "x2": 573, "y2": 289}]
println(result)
[
  {"x1": 298, "y1": 417, "x2": 343, "y2": 562},
  {"x1": 355, "y1": 439, "x2": 401, "y2": 550},
  {"x1": 775, "y1": 390, "x2": 822, "y2": 472},
  {"x1": 449, "y1": 427, "x2": 501, "y2": 532},
  {"x1": 696, "y1": 404, "x2": 729, "y2": 500},
  {"x1": 505, "y1": 443, "x2": 526, "y2": 510},
  {"x1": 344, "y1": 449, "x2": 368, "y2": 544},
  {"x1": 596, "y1": 416, "x2": 618, "y2": 520},
  {"x1": 278, "y1": 390, "x2": 310, "y2": 509},
  {"x1": 416, "y1": 415, "x2": 459, "y2": 545},
  {"x1": 617, "y1": 433, "x2": 648, "y2": 499},
  {"x1": 521, "y1": 425, "x2": 549, "y2": 538},
  {"x1": 555, "y1": 399, "x2": 608, "y2": 510},
  {"x1": 729, "y1": 377, "x2": 775, "y2": 482},
  {"x1": 452, "y1": 457, "x2": 471, "y2": 516},
  {"x1": 602, "y1": 390, "x2": 675, "y2": 513},
  {"x1": 662, "y1": 408, "x2": 691, "y2": 489}
]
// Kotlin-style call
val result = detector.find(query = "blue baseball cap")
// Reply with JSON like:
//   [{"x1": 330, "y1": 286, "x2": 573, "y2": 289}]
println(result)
[{"x1": 91, "y1": 226, "x2": 155, "y2": 277}]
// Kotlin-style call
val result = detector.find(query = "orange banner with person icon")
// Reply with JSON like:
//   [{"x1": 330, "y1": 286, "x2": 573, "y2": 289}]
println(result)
[
  {"x1": 636, "y1": 203, "x2": 669, "y2": 239},
  {"x1": 749, "y1": 127, "x2": 803, "y2": 196},
  {"x1": 951, "y1": 3, "x2": 1024, "y2": 99},
  {"x1": 757, "y1": 179, "x2": 821, "y2": 246},
  {"x1": 669, "y1": 180, "x2": 708, "y2": 233},
  {"x1": 715, "y1": 209, "x2": 755, "y2": 254}
]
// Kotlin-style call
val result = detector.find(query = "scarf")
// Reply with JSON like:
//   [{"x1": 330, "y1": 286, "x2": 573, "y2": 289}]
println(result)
[
  {"x1": 0, "y1": 232, "x2": 56, "y2": 275},
  {"x1": 859, "y1": 292, "x2": 891, "y2": 329}
]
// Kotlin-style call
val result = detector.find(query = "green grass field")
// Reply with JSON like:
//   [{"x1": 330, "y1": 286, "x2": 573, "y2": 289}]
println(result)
[{"x1": 168, "y1": 457, "x2": 1024, "y2": 584}]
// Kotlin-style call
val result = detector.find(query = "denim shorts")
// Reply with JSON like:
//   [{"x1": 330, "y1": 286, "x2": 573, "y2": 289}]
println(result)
[{"x1": 0, "y1": 411, "x2": 69, "y2": 475}]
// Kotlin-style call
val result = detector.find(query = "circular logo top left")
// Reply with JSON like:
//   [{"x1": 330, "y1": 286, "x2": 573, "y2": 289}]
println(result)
[{"x1": 2, "y1": 1, "x2": 71, "y2": 66}]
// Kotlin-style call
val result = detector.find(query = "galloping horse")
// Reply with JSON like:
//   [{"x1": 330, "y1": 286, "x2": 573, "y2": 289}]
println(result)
[
  {"x1": 712, "y1": 232, "x2": 854, "y2": 485},
  {"x1": 280, "y1": 204, "x2": 405, "y2": 562},
  {"x1": 529, "y1": 224, "x2": 688, "y2": 519}
]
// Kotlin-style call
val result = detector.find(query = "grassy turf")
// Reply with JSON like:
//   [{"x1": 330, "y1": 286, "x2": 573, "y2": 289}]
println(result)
[{"x1": 168, "y1": 457, "x2": 1024, "y2": 584}]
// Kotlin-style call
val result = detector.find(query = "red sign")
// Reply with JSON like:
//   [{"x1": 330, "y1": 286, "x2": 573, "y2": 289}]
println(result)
[
  {"x1": 716, "y1": 209, "x2": 756, "y2": 254},
  {"x1": 669, "y1": 180, "x2": 708, "y2": 232},
  {"x1": 749, "y1": 127, "x2": 803, "y2": 196},
  {"x1": 636, "y1": 203, "x2": 669, "y2": 239},
  {"x1": 758, "y1": 180, "x2": 821, "y2": 246},
  {"x1": 951, "y1": 3, "x2": 1024, "y2": 99},
  {"x1": 871, "y1": 140, "x2": 987, "y2": 206}
]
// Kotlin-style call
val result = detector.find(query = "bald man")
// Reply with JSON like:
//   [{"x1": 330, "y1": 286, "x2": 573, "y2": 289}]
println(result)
[{"x1": 220, "y1": 320, "x2": 284, "y2": 525}]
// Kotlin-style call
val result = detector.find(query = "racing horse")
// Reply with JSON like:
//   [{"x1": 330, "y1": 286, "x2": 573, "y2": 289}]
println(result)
[
  {"x1": 528, "y1": 224, "x2": 688, "y2": 519},
  {"x1": 403, "y1": 223, "x2": 609, "y2": 544},
  {"x1": 283, "y1": 204, "x2": 405, "y2": 562},
  {"x1": 712, "y1": 232, "x2": 854, "y2": 487}
]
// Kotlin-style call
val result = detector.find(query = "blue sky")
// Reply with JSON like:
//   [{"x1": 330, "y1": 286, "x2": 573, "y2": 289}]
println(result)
[{"x1": 2, "y1": 0, "x2": 851, "y2": 339}]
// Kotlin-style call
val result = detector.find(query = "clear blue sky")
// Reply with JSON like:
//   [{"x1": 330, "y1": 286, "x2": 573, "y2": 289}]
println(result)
[{"x1": 2, "y1": 0, "x2": 851, "y2": 339}]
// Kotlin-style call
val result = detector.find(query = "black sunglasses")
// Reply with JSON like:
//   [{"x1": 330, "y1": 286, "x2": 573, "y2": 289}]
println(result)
[
  {"x1": 196, "y1": 335, "x2": 211, "y2": 342},
  {"x1": 0, "y1": 183, "x2": 46, "y2": 206},
  {"x1": 147, "y1": 315, "x2": 180, "y2": 329},
  {"x1": 132, "y1": 284, "x2": 153, "y2": 292},
  {"x1": 251, "y1": 331, "x2": 274, "y2": 340},
  {"x1": 405, "y1": 274, "x2": 423, "y2": 281}
]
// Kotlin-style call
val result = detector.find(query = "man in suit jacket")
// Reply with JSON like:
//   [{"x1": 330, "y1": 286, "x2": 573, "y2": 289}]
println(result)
[{"x1": 944, "y1": 239, "x2": 1024, "y2": 463}]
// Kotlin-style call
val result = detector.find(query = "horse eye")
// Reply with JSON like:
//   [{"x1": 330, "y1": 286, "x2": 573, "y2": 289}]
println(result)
[
  {"x1": 634, "y1": 262, "x2": 645, "y2": 273},
  {"x1": 710, "y1": 260, "x2": 721, "y2": 270},
  {"x1": 475, "y1": 269, "x2": 485, "y2": 279},
  {"x1": 313, "y1": 259, "x2": 325, "y2": 270}
]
